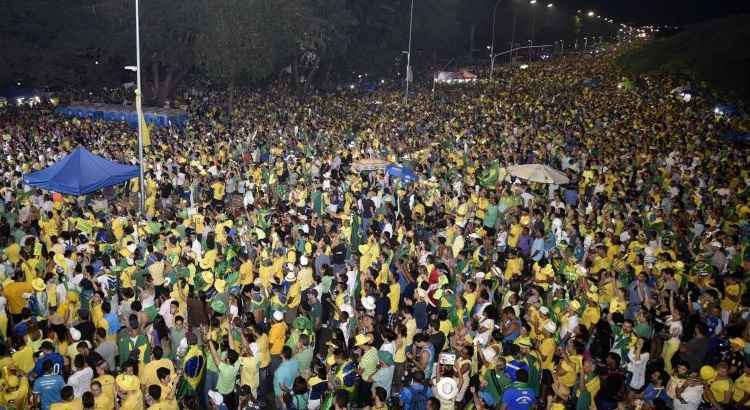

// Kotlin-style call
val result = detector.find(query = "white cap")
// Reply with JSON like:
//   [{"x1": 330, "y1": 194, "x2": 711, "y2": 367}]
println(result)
[
  {"x1": 362, "y1": 296, "x2": 376, "y2": 311},
  {"x1": 70, "y1": 327, "x2": 82, "y2": 341},
  {"x1": 300, "y1": 255, "x2": 309, "y2": 266},
  {"x1": 544, "y1": 321, "x2": 557, "y2": 333},
  {"x1": 208, "y1": 391, "x2": 224, "y2": 405},
  {"x1": 273, "y1": 311, "x2": 284, "y2": 321}
]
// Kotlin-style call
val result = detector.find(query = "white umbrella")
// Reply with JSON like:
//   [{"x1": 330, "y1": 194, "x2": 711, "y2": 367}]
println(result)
[
  {"x1": 351, "y1": 158, "x2": 389, "y2": 172},
  {"x1": 507, "y1": 164, "x2": 570, "y2": 185}
]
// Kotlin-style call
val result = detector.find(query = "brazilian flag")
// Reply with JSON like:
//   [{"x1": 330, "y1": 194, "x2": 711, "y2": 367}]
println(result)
[
  {"x1": 479, "y1": 161, "x2": 500, "y2": 188},
  {"x1": 182, "y1": 345, "x2": 206, "y2": 390}
]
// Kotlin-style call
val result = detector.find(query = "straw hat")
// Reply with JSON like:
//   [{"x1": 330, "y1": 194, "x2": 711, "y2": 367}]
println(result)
[
  {"x1": 514, "y1": 337, "x2": 532, "y2": 348},
  {"x1": 435, "y1": 377, "x2": 459, "y2": 401},
  {"x1": 32, "y1": 278, "x2": 46, "y2": 292},
  {"x1": 354, "y1": 334, "x2": 373, "y2": 347}
]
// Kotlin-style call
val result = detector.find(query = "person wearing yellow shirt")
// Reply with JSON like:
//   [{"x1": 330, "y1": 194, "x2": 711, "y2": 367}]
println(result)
[
  {"x1": 4, "y1": 242, "x2": 21, "y2": 264},
  {"x1": 581, "y1": 294, "x2": 601, "y2": 330},
  {"x1": 140, "y1": 346, "x2": 175, "y2": 391},
  {"x1": 152, "y1": 368, "x2": 180, "y2": 410},
  {"x1": 532, "y1": 260, "x2": 554, "y2": 291},
  {"x1": 11, "y1": 341, "x2": 34, "y2": 374},
  {"x1": 733, "y1": 361, "x2": 750, "y2": 407},
  {"x1": 117, "y1": 374, "x2": 144, "y2": 410},
  {"x1": 4, "y1": 274, "x2": 33, "y2": 319},
  {"x1": 211, "y1": 180, "x2": 226, "y2": 205},
  {"x1": 269, "y1": 311, "x2": 288, "y2": 356},
  {"x1": 91, "y1": 378, "x2": 115, "y2": 410},
  {"x1": 705, "y1": 362, "x2": 733, "y2": 408},
  {"x1": 504, "y1": 251, "x2": 524, "y2": 281},
  {"x1": 538, "y1": 321, "x2": 558, "y2": 373},
  {"x1": 555, "y1": 342, "x2": 582, "y2": 389},
  {"x1": 388, "y1": 280, "x2": 400, "y2": 315},
  {"x1": 49, "y1": 386, "x2": 83, "y2": 410},
  {"x1": 239, "y1": 259, "x2": 254, "y2": 286}
]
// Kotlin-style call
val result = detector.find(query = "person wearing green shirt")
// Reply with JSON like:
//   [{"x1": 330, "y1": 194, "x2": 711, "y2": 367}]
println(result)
[
  {"x1": 483, "y1": 204, "x2": 499, "y2": 230},
  {"x1": 292, "y1": 334, "x2": 314, "y2": 376},
  {"x1": 207, "y1": 330, "x2": 241, "y2": 409}
]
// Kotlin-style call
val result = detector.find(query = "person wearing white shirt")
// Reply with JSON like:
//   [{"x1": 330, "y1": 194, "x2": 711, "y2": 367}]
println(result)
[{"x1": 67, "y1": 355, "x2": 93, "y2": 398}]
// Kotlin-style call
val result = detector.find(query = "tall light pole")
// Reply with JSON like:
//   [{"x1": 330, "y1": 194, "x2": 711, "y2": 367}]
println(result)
[
  {"x1": 404, "y1": 0, "x2": 415, "y2": 104},
  {"x1": 134, "y1": 0, "x2": 145, "y2": 216},
  {"x1": 529, "y1": 0, "x2": 537, "y2": 52},
  {"x1": 489, "y1": 0, "x2": 503, "y2": 81}
]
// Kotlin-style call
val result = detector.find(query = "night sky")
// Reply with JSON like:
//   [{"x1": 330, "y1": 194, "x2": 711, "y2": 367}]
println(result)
[{"x1": 566, "y1": 0, "x2": 750, "y2": 26}]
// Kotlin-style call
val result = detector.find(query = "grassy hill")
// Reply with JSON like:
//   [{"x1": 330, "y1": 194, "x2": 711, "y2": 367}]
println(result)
[{"x1": 617, "y1": 14, "x2": 750, "y2": 102}]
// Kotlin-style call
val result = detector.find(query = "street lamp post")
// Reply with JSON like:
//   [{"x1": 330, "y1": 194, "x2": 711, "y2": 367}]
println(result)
[
  {"x1": 489, "y1": 0, "x2": 503, "y2": 81},
  {"x1": 404, "y1": 0, "x2": 415, "y2": 104},
  {"x1": 134, "y1": 0, "x2": 145, "y2": 216},
  {"x1": 584, "y1": 37, "x2": 588, "y2": 50}
]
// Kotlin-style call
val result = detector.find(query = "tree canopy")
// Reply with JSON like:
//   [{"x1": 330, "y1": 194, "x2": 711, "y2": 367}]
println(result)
[{"x1": 0, "y1": 0, "x2": 606, "y2": 103}]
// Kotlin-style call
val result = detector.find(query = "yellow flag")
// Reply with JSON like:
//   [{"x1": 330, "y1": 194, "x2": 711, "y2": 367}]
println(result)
[{"x1": 135, "y1": 90, "x2": 151, "y2": 146}]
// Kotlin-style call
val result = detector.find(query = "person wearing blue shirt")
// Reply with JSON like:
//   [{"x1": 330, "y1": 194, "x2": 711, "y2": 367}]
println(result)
[
  {"x1": 399, "y1": 370, "x2": 432, "y2": 410},
  {"x1": 32, "y1": 360, "x2": 65, "y2": 410},
  {"x1": 31, "y1": 341, "x2": 64, "y2": 380},
  {"x1": 273, "y1": 346, "x2": 300, "y2": 407},
  {"x1": 103, "y1": 301, "x2": 121, "y2": 336},
  {"x1": 501, "y1": 369, "x2": 536, "y2": 410}
]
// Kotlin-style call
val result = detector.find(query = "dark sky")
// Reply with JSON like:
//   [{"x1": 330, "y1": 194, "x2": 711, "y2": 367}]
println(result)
[{"x1": 563, "y1": 0, "x2": 750, "y2": 26}]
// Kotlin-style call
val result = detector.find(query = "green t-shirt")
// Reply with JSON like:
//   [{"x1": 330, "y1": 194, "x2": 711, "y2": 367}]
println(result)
[
  {"x1": 358, "y1": 347, "x2": 380, "y2": 380},
  {"x1": 216, "y1": 361, "x2": 241, "y2": 395}
]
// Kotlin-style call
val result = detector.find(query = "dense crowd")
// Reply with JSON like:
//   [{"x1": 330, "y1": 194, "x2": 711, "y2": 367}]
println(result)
[{"x1": 0, "y1": 46, "x2": 749, "y2": 410}]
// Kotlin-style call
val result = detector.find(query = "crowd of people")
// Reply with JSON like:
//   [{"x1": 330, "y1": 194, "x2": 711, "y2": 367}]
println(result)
[{"x1": 0, "y1": 44, "x2": 749, "y2": 410}]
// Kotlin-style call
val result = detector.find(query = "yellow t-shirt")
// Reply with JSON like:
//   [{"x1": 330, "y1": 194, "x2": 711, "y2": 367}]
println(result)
[
  {"x1": 269, "y1": 322, "x2": 288, "y2": 355},
  {"x1": 239, "y1": 261, "x2": 254, "y2": 285},
  {"x1": 12, "y1": 344, "x2": 35, "y2": 373},
  {"x1": 256, "y1": 334, "x2": 271, "y2": 368},
  {"x1": 121, "y1": 390, "x2": 144, "y2": 410},
  {"x1": 581, "y1": 306, "x2": 601, "y2": 329},
  {"x1": 539, "y1": 337, "x2": 557, "y2": 371},
  {"x1": 733, "y1": 374, "x2": 750, "y2": 405},
  {"x1": 4, "y1": 243, "x2": 21, "y2": 264},
  {"x1": 389, "y1": 283, "x2": 400, "y2": 314},
  {"x1": 709, "y1": 378, "x2": 733, "y2": 404},
  {"x1": 240, "y1": 355, "x2": 260, "y2": 390},
  {"x1": 94, "y1": 374, "x2": 115, "y2": 409},
  {"x1": 211, "y1": 182, "x2": 225, "y2": 200},
  {"x1": 94, "y1": 392, "x2": 115, "y2": 410},
  {"x1": 558, "y1": 354, "x2": 582, "y2": 387},
  {"x1": 50, "y1": 399, "x2": 83, "y2": 410}
]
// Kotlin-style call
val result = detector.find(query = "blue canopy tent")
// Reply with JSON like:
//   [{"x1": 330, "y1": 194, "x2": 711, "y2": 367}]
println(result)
[
  {"x1": 386, "y1": 164, "x2": 417, "y2": 184},
  {"x1": 23, "y1": 147, "x2": 139, "y2": 195}
]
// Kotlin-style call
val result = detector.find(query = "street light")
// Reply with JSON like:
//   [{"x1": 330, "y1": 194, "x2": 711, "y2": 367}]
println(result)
[
  {"x1": 489, "y1": 0, "x2": 503, "y2": 81},
  {"x1": 133, "y1": 0, "x2": 145, "y2": 216},
  {"x1": 587, "y1": 11, "x2": 595, "y2": 17},
  {"x1": 547, "y1": 3, "x2": 553, "y2": 7},
  {"x1": 404, "y1": 0, "x2": 415, "y2": 104}
]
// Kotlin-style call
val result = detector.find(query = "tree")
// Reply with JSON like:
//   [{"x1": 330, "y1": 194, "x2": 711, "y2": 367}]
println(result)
[
  {"x1": 194, "y1": 0, "x2": 312, "y2": 124},
  {"x1": 98, "y1": 0, "x2": 204, "y2": 105}
]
